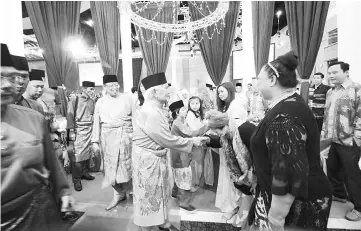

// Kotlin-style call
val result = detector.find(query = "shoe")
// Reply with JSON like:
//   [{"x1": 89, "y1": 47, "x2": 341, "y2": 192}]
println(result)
[
  {"x1": 332, "y1": 196, "x2": 347, "y2": 203},
  {"x1": 81, "y1": 173, "x2": 95, "y2": 180},
  {"x1": 345, "y1": 209, "x2": 361, "y2": 221},
  {"x1": 158, "y1": 225, "x2": 179, "y2": 231},
  {"x1": 105, "y1": 196, "x2": 126, "y2": 211},
  {"x1": 180, "y1": 205, "x2": 198, "y2": 214},
  {"x1": 74, "y1": 181, "x2": 82, "y2": 191}
]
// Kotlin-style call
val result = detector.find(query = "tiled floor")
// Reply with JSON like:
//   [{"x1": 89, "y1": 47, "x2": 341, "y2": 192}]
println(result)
[{"x1": 70, "y1": 173, "x2": 361, "y2": 230}]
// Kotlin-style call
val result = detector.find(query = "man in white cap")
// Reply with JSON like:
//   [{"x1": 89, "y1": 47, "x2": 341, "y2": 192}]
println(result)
[
  {"x1": 91, "y1": 74, "x2": 134, "y2": 210},
  {"x1": 67, "y1": 81, "x2": 96, "y2": 191}
]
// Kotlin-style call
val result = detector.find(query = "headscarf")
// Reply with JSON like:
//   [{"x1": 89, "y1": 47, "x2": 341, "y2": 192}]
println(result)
[{"x1": 205, "y1": 109, "x2": 229, "y2": 129}]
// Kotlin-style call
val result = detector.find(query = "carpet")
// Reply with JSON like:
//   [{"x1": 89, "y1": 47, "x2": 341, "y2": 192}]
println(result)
[
  {"x1": 70, "y1": 214, "x2": 132, "y2": 231},
  {"x1": 180, "y1": 221, "x2": 361, "y2": 231},
  {"x1": 59, "y1": 211, "x2": 84, "y2": 230}
]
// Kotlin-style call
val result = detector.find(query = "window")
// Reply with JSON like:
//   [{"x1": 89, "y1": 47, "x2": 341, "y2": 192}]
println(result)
[{"x1": 328, "y1": 28, "x2": 338, "y2": 45}]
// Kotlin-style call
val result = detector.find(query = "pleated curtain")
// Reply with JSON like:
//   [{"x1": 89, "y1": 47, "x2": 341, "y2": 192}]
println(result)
[
  {"x1": 25, "y1": 1, "x2": 81, "y2": 117},
  {"x1": 135, "y1": 2, "x2": 175, "y2": 75},
  {"x1": 189, "y1": 1, "x2": 240, "y2": 85},
  {"x1": 90, "y1": 1, "x2": 120, "y2": 76},
  {"x1": 252, "y1": 1, "x2": 275, "y2": 76}
]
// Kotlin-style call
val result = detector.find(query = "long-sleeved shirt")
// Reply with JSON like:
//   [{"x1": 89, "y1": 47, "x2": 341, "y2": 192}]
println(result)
[
  {"x1": 14, "y1": 96, "x2": 44, "y2": 115},
  {"x1": 322, "y1": 79, "x2": 361, "y2": 147},
  {"x1": 309, "y1": 83, "x2": 331, "y2": 119},
  {"x1": 1, "y1": 104, "x2": 70, "y2": 215}
]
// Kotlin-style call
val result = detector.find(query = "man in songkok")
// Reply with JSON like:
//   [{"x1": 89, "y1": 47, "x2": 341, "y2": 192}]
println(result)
[
  {"x1": 67, "y1": 81, "x2": 96, "y2": 191},
  {"x1": 132, "y1": 72, "x2": 208, "y2": 231},
  {"x1": 1, "y1": 43, "x2": 75, "y2": 230},
  {"x1": 91, "y1": 75, "x2": 134, "y2": 210},
  {"x1": 10, "y1": 52, "x2": 44, "y2": 114}
]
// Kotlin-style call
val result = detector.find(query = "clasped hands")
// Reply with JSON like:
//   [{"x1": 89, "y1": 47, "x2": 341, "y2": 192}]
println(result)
[{"x1": 192, "y1": 136, "x2": 210, "y2": 147}]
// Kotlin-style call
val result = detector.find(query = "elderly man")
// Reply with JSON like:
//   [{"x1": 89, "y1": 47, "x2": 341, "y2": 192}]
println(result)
[
  {"x1": 132, "y1": 72, "x2": 209, "y2": 231},
  {"x1": 1, "y1": 44, "x2": 74, "y2": 230},
  {"x1": 67, "y1": 81, "x2": 96, "y2": 191},
  {"x1": 10, "y1": 55, "x2": 43, "y2": 114},
  {"x1": 91, "y1": 75, "x2": 134, "y2": 211}
]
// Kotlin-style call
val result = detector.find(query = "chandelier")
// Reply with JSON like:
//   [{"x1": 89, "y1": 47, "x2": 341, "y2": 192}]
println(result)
[{"x1": 121, "y1": 1, "x2": 229, "y2": 33}]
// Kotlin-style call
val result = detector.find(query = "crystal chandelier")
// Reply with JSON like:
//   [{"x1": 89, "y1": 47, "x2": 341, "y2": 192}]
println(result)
[{"x1": 120, "y1": 1, "x2": 229, "y2": 33}]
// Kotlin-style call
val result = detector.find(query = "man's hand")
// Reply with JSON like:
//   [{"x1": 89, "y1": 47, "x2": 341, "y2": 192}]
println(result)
[
  {"x1": 61, "y1": 195, "x2": 76, "y2": 212},
  {"x1": 92, "y1": 143, "x2": 100, "y2": 153}
]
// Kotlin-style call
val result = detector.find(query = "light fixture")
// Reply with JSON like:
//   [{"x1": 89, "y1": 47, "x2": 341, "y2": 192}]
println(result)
[
  {"x1": 64, "y1": 37, "x2": 85, "y2": 57},
  {"x1": 276, "y1": 10, "x2": 282, "y2": 35},
  {"x1": 86, "y1": 20, "x2": 93, "y2": 27}
]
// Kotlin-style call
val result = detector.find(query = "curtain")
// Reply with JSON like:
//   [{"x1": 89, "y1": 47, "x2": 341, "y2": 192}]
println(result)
[
  {"x1": 117, "y1": 58, "x2": 143, "y2": 92},
  {"x1": 25, "y1": 1, "x2": 81, "y2": 117},
  {"x1": 285, "y1": 1, "x2": 330, "y2": 79},
  {"x1": 135, "y1": 2, "x2": 175, "y2": 75},
  {"x1": 189, "y1": 1, "x2": 240, "y2": 86},
  {"x1": 252, "y1": 1, "x2": 275, "y2": 76},
  {"x1": 90, "y1": 2, "x2": 120, "y2": 75}
]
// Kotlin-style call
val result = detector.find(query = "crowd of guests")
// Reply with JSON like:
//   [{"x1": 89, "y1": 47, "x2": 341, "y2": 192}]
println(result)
[{"x1": 2, "y1": 41, "x2": 361, "y2": 231}]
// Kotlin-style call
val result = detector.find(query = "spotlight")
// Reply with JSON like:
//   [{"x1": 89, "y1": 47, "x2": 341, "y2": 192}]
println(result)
[
  {"x1": 64, "y1": 37, "x2": 85, "y2": 57},
  {"x1": 276, "y1": 10, "x2": 282, "y2": 18}
]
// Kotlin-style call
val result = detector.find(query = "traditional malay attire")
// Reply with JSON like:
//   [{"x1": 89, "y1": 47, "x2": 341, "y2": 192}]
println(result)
[
  {"x1": 132, "y1": 73, "x2": 198, "y2": 229},
  {"x1": 67, "y1": 81, "x2": 96, "y2": 191},
  {"x1": 10, "y1": 55, "x2": 44, "y2": 115},
  {"x1": 91, "y1": 75, "x2": 133, "y2": 210},
  {"x1": 1, "y1": 43, "x2": 73, "y2": 231},
  {"x1": 170, "y1": 100, "x2": 208, "y2": 212}
]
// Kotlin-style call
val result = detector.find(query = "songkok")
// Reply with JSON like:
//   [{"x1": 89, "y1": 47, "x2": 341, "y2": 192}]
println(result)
[
  {"x1": 82, "y1": 81, "x2": 95, "y2": 88},
  {"x1": 50, "y1": 86, "x2": 58, "y2": 90},
  {"x1": 141, "y1": 72, "x2": 167, "y2": 90},
  {"x1": 29, "y1": 69, "x2": 45, "y2": 81},
  {"x1": 205, "y1": 109, "x2": 229, "y2": 129},
  {"x1": 103, "y1": 75, "x2": 118, "y2": 84},
  {"x1": 169, "y1": 100, "x2": 184, "y2": 113},
  {"x1": 206, "y1": 83, "x2": 213, "y2": 90},
  {"x1": 1, "y1": 43, "x2": 14, "y2": 67},
  {"x1": 236, "y1": 83, "x2": 242, "y2": 87},
  {"x1": 11, "y1": 55, "x2": 29, "y2": 72}
]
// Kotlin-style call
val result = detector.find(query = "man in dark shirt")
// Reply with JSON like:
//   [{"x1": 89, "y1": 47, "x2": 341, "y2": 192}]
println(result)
[
  {"x1": 309, "y1": 72, "x2": 331, "y2": 133},
  {"x1": 11, "y1": 54, "x2": 44, "y2": 114}
]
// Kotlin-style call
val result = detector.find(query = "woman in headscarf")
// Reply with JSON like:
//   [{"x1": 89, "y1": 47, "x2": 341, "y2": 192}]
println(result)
[
  {"x1": 249, "y1": 51, "x2": 332, "y2": 230},
  {"x1": 132, "y1": 73, "x2": 209, "y2": 231}
]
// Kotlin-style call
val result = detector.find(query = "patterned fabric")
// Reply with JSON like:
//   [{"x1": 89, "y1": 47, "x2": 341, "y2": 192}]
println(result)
[
  {"x1": 249, "y1": 187, "x2": 332, "y2": 230},
  {"x1": 248, "y1": 92, "x2": 267, "y2": 125},
  {"x1": 100, "y1": 125, "x2": 133, "y2": 188},
  {"x1": 322, "y1": 79, "x2": 361, "y2": 147},
  {"x1": 173, "y1": 166, "x2": 192, "y2": 190},
  {"x1": 309, "y1": 83, "x2": 331, "y2": 119},
  {"x1": 266, "y1": 114, "x2": 309, "y2": 197}
]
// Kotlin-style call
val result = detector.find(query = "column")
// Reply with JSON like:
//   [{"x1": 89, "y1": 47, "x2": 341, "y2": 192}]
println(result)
[
  {"x1": 0, "y1": 1, "x2": 24, "y2": 56},
  {"x1": 241, "y1": 0, "x2": 256, "y2": 88},
  {"x1": 337, "y1": 1, "x2": 361, "y2": 84},
  {"x1": 120, "y1": 6, "x2": 133, "y2": 92},
  {"x1": 171, "y1": 57, "x2": 177, "y2": 86}
]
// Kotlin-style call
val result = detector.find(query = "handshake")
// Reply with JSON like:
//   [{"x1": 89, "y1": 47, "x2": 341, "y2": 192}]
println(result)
[{"x1": 192, "y1": 136, "x2": 210, "y2": 147}]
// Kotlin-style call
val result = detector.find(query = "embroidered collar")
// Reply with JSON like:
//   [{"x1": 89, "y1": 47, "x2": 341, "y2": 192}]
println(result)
[{"x1": 267, "y1": 90, "x2": 296, "y2": 110}]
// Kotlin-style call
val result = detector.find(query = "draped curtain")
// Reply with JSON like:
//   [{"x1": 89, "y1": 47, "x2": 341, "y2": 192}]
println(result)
[
  {"x1": 25, "y1": 1, "x2": 81, "y2": 117},
  {"x1": 135, "y1": 2, "x2": 175, "y2": 75},
  {"x1": 285, "y1": 1, "x2": 330, "y2": 79},
  {"x1": 90, "y1": 1, "x2": 120, "y2": 75},
  {"x1": 252, "y1": 1, "x2": 275, "y2": 76},
  {"x1": 189, "y1": 1, "x2": 240, "y2": 85},
  {"x1": 117, "y1": 58, "x2": 143, "y2": 92}
]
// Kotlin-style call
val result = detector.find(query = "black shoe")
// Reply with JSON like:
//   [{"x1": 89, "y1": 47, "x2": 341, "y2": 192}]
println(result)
[
  {"x1": 74, "y1": 181, "x2": 82, "y2": 191},
  {"x1": 180, "y1": 205, "x2": 198, "y2": 213},
  {"x1": 158, "y1": 225, "x2": 179, "y2": 231},
  {"x1": 81, "y1": 173, "x2": 95, "y2": 180}
]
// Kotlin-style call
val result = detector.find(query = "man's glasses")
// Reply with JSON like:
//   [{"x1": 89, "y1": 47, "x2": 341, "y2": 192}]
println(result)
[{"x1": 105, "y1": 83, "x2": 119, "y2": 88}]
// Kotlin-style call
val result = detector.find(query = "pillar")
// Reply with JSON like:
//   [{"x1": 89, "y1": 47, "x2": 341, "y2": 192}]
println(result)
[
  {"x1": 241, "y1": 0, "x2": 256, "y2": 88},
  {"x1": 336, "y1": 1, "x2": 361, "y2": 84},
  {"x1": 120, "y1": 6, "x2": 133, "y2": 92},
  {"x1": 0, "y1": 1, "x2": 24, "y2": 56}
]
